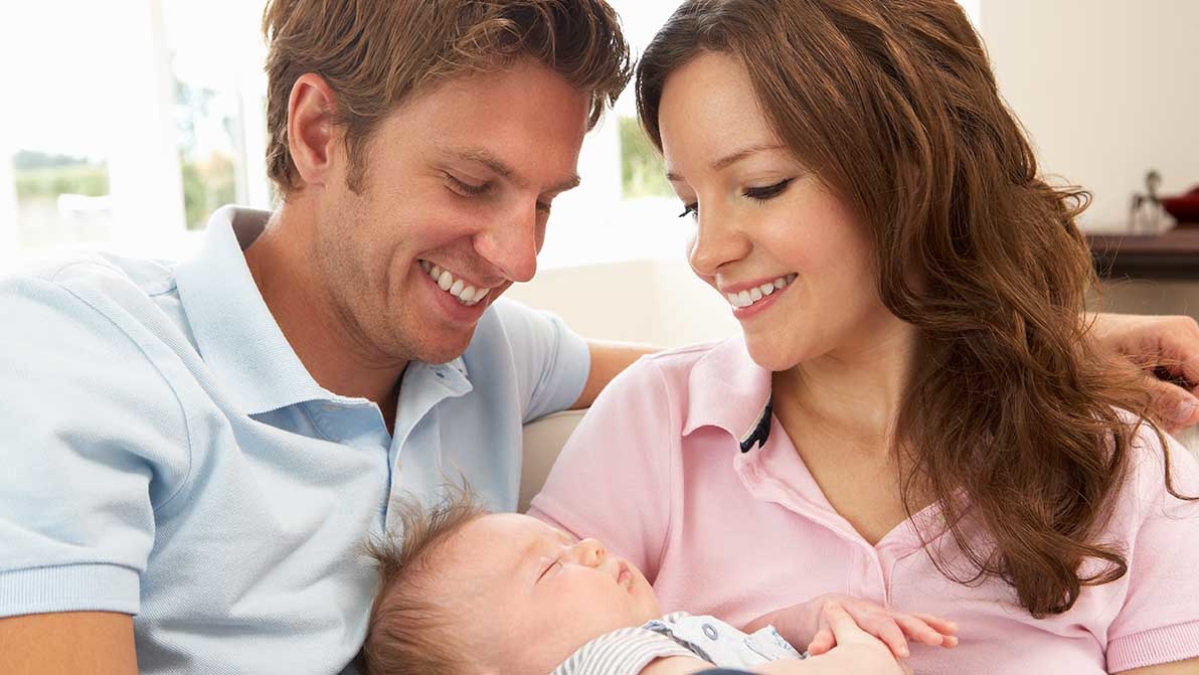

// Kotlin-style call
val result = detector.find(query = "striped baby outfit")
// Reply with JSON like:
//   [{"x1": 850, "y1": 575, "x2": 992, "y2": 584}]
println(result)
[{"x1": 551, "y1": 612, "x2": 802, "y2": 675}]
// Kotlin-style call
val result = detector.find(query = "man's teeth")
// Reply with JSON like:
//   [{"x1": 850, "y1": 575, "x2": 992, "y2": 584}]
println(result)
[
  {"x1": 726, "y1": 274, "x2": 797, "y2": 309},
  {"x1": 419, "y1": 260, "x2": 492, "y2": 306}
]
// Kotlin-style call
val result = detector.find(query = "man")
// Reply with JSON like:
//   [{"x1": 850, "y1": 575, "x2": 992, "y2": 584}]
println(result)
[{"x1": 0, "y1": 2, "x2": 1196, "y2": 674}]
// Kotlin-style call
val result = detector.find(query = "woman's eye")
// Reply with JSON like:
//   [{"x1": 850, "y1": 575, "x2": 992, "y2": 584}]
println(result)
[
  {"x1": 743, "y1": 178, "x2": 795, "y2": 201},
  {"x1": 678, "y1": 203, "x2": 699, "y2": 220},
  {"x1": 448, "y1": 175, "x2": 491, "y2": 196}
]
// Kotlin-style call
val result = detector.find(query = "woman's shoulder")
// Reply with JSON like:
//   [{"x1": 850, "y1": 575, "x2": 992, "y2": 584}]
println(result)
[
  {"x1": 615, "y1": 336, "x2": 765, "y2": 393},
  {"x1": 1108, "y1": 414, "x2": 1199, "y2": 525}
]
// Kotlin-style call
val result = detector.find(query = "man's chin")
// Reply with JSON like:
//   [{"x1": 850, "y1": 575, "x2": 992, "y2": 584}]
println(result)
[{"x1": 409, "y1": 330, "x2": 477, "y2": 366}]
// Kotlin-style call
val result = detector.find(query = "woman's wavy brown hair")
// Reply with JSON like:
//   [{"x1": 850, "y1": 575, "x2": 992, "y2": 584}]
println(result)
[
  {"x1": 262, "y1": 0, "x2": 631, "y2": 196},
  {"x1": 637, "y1": 0, "x2": 1189, "y2": 617}
]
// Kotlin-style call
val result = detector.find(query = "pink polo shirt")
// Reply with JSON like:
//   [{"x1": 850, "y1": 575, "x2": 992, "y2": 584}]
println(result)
[{"x1": 529, "y1": 338, "x2": 1199, "y2": 674}]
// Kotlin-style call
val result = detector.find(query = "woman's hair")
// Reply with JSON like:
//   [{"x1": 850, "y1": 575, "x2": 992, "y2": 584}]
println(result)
[
  {"x1": 261, "y1": 0, "x2": 632, "y2": 196},
  {"x1": 361, "y1": 489, "x2": 488, "y2": 675},
  {"x1": 637, "y1": 0, "x2": 1187, "y2": 617}
]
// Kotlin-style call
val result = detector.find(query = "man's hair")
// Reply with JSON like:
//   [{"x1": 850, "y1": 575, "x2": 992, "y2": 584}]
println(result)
[
  {"x1": 262, "y1": 0, "x2": 632, "y2": 196},
  {"x1": 362, "y1": 489, "x2": 488, "y2": 675}
]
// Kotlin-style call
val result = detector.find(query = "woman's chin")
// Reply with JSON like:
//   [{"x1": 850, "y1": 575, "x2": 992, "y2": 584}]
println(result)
[{"x1": 744, "y1": 339, "x2": 806, "y2": 373}]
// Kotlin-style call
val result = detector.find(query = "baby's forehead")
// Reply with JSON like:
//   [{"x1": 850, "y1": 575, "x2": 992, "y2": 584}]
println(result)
[
  {"x1": 454, "y1": 513, "x2": 569, "y2": 549},
  {"x1": 422, "y1": 515, "x2": 549, "y2": 596},
  {"x1": 435, "y1": 514, "x2": 571, "y2": 573}
]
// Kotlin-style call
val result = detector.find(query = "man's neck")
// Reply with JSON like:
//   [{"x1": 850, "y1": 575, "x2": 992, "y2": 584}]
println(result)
[{"x1": 244, "y1": 205, "x2": 407, "y2": 427}]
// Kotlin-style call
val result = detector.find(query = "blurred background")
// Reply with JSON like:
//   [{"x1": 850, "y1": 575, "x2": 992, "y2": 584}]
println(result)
[{"x1": 0, "y1": 0, "x2": 1196, "y2": 350}]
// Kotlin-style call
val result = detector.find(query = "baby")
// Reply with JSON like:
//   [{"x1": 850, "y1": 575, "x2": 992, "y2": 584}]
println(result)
[{"x1": 361, "y1": 494, "x2": 955, "y2": 675}]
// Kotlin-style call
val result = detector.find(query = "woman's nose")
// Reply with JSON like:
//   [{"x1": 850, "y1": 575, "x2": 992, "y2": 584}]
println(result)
[{"x1": 687, "y1": 209, "x2": 752, "y2": 278}]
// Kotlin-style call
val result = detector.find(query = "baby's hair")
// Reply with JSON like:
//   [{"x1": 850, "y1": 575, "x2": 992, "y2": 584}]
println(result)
[{"x1": 361, "y1": 485, "x2": 488, "y2": 675}]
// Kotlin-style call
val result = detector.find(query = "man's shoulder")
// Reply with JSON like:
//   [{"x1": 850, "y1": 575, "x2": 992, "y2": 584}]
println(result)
[
  {"x1": 0, "y1": 252, "x2": 190, "y2": 381},
  {"x1": 463, "y1": 298, "x2": 575, "y2": 370},
  {"x1": 4, "y1": 251, "x2": 178, "y2": 313}
]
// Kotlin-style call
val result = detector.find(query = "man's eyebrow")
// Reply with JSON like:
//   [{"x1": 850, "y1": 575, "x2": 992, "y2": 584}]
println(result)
[
  {"x1": 666, "y1": 143, "x2": 789, "y2": 182},
  {"x1": 447, "y1": 147, "x2": 580, "y2": 194}
]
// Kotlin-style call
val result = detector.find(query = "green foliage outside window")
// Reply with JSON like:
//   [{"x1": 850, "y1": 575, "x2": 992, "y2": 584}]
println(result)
[
  {"x1": 619, "y1": 116, "x2": 672, "y2": 199},
  {"x1": 181, "y1": 152, "x2": 236, "y2": 230},
  {"x1": 13, "y1": 151, "x2": 109, "y2": 200}
]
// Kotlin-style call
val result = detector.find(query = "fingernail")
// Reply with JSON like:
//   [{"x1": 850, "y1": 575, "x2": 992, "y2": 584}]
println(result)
[{"x1": 1175, "y1": 398, "x2": 1199, "y2": 424}]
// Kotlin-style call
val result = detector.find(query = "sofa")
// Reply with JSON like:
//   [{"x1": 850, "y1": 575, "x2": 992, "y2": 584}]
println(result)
[{"x1": 519, "y1": 409, "x2": 587, "y2": 511}]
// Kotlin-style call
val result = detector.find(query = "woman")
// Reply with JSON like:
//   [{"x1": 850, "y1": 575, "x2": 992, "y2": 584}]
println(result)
[{"x1": 530, "y1": 1, "x2": 1199, "y2": 673}]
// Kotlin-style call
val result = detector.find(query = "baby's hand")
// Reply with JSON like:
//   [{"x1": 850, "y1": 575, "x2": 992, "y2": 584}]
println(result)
[{"x1": 804, "y1": 594, "x2": 957, "y2": 659}]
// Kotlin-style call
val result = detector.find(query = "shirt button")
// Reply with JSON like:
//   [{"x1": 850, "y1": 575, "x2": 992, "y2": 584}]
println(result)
[{"x1": 702, "y1": 624, "x2": 719, "y2": 641}]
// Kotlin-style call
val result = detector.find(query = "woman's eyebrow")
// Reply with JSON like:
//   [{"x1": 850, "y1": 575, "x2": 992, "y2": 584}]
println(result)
[
  {"x1": 666, "y1": 143, "x2": 789, "y2": 182},
  {"x1": 711, "y1": 143, "x2": 788, "y2": 171}
]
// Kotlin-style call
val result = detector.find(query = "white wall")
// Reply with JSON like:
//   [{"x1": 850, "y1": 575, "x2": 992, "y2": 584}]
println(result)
[
  {"x1": 979, "y1": 0, "x2": 1199, "y2": 233},
  {"x1": 505, "y1": 258, "x2": 737, "y2": 348},
  {"x1": 978, "y1": 1, "x2": 1199, "y2": 318}
]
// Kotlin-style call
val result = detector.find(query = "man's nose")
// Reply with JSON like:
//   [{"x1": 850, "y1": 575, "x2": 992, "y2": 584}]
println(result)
[{"x1": 473, "y1": 206, "x2": 540, "y2": 283}]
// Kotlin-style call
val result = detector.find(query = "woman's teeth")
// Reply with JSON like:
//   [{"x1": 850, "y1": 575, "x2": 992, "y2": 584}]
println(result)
[
  {"x1": 726, "y1": 274, "x2": 796, "y2": 309},
  {"x1": 419, "y1": 260, "x2": 492, "y2": 306}
]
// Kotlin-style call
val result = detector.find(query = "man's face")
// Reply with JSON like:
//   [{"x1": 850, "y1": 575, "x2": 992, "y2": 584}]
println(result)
[
  {"x1": 315, "y1": 59, "x2": 590, "y2": 365},
  {"x1": 427, "y1": 514, "x2": 661, "y2": 674}
]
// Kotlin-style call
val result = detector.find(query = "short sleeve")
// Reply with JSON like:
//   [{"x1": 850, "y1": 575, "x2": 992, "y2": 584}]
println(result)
[
  {"x1": 491, "y1": 298, "x2": 591, "y2": 423},
  {"x1": 1104, "y1": 425, "x2": 1199, "y2": 672},
  {"x1": 528, "y1": 357, "x2": 677, "y2": 581},
  {"x1": 0, "y1": 274, "x2": 190, "y2": 618},
  {"x1": 551, "y1": 626, "x2": 700, "y2": 675}
]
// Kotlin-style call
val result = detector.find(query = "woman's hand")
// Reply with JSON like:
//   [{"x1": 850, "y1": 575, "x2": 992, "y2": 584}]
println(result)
[
  {"x1": 772, "y1": 602, "x2": 911, "y2": 675},
  {"x1": 746, "y1": 593, "x2": 957, "y2": 660},
  {"x1": 804, "y1": 594, "x2": 957, "y2": 658},
  {"x1": 1088, "y1": 312, "x2": 1199, "y2": 431}
]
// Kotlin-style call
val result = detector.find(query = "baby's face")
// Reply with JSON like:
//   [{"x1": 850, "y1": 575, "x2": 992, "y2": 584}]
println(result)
[{"x1": 427, "y1": 513, "x2": 661, "y2": 674}]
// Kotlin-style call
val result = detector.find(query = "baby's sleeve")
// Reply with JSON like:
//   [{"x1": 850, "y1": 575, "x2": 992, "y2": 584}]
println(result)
[
  {"x1": 1104, "y1": 427, "x2": 1199, "y2": 672},
  {"x1": 551, "y1": 626, "x2": 699, "y2": 675}
]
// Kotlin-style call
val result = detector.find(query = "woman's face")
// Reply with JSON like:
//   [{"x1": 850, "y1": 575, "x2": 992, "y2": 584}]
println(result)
[{"x1": 658, "y1": 51, "x2": 898, "y2": 371}]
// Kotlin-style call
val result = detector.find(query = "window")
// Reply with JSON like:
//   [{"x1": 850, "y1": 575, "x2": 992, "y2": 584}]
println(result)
[
  {"x1": 163, "y1": 0, "x2": 272, "y2": 230},
  {"x1": 1, "y1": 2, "x2": 119, "y2": 258}
]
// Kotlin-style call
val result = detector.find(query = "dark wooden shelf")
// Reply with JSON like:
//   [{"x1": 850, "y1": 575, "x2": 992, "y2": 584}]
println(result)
[{"x1": 1088, "y1": 229, "x2": 1199, "y2": 281}]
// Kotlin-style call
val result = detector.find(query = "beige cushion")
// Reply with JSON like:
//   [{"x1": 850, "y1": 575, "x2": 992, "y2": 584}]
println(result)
[{"x1": 519, "y1": 409, "x2": 586, "y2": 511}]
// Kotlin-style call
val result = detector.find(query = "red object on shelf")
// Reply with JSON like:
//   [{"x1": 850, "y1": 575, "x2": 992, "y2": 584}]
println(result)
[{"x1": 1162, "y1": 185, "x2": 1199, "y2": 225}]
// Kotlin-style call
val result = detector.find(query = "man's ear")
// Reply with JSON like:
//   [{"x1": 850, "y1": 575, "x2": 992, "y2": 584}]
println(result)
[{"x1": 286, "y1": 73, "x2": 339, "y2": 191}]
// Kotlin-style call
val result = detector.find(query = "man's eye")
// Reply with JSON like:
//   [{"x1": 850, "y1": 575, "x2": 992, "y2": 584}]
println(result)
[
  {"x1": 678, "y1": 203, "x2": 698, "y2": 219},
  {"x1": 448, "y1": 175, "x2": 490, "y2": 196}
]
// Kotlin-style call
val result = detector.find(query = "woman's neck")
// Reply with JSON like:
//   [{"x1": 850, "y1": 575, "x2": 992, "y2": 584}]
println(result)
[{"x1": 771, "y1": 317, "x2": 921, "y2": 457}]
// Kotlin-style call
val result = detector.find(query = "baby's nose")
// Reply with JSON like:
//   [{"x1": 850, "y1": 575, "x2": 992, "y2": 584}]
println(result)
[{"x1": 572, "y1": 538, "x2": 606, "y2": 566}]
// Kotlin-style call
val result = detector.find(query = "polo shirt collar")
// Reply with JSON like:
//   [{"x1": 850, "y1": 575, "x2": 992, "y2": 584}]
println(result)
[
  {"x1": 682, "y1": 337, "x2": 773, "y2": 452},
  {"x1": 174, "y1": 206, "x2": 332, "y2": 415}
]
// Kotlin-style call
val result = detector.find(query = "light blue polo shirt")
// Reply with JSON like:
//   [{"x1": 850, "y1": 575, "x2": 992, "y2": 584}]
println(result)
[{"x1": 0, "y1": 206, "x2": 590, "y2": 674}]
